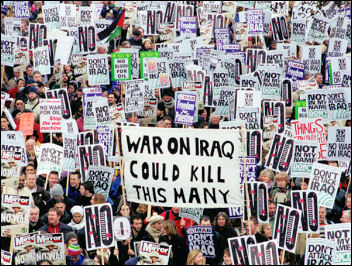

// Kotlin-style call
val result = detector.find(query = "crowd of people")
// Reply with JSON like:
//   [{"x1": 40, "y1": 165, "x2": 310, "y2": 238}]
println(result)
[{"x1": 1, "y1": 1, "x2": 351, "y2": 265}]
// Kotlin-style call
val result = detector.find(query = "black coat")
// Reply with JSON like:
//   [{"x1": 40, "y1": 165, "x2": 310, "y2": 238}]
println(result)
[
  {"x1": 39, "y1": 222, "x2": 74, "y2": 234},
  {"x1": 159, "y1": 235, "x2": 188, "y2": 265},
  {"x1": 215, "y1": 225, "x2": 238, "y2": 242}
]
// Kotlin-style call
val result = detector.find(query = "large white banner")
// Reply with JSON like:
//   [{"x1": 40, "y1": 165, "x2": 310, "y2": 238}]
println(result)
[{"x1": 120, "y1": 127, "x2": 243, "y2": 208}]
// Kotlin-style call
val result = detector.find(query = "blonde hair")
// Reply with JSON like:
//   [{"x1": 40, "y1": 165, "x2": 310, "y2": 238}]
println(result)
[
  {"x1": 274, "y1": 172, "x2": 289, "y2": 184},
  {"x1": 186, "y1": 249, "x2": 205, "y2": 265},
  {"x1": 162, "y1": 220, "x2": 177, "y2": 237}
]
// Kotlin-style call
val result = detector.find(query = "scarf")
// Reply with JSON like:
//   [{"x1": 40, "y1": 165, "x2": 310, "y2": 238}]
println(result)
[{"x1": 146, "y1": 223, "x2": 162, "y2": 243}]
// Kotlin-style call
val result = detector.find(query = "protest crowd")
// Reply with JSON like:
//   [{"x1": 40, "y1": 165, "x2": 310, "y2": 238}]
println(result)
[{"x1": 1, "y1": 1, "x2": 352, "y2": 265}]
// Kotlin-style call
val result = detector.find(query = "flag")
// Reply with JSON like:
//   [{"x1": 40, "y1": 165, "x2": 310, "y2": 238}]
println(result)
[{"x1": 97, "y1": 8, "x2": 125, "y2": 41}]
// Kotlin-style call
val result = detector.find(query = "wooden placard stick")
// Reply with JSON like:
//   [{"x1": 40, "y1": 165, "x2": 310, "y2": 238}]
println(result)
[{"x1": 241, "y1": 122, "x2": 251, "y2": 235}]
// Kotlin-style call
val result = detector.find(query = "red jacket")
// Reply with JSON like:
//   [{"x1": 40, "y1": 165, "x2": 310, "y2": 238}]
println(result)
[
  {"x1": 160, "y1": 210, "x2": 192, "y2": 238},
  {"x1": 15, "y1": 120, "x2": 44, "y2": 143}
]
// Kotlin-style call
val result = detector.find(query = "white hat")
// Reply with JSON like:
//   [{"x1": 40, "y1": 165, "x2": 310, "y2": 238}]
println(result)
[
  {"x1": 70, "y1": 206, "x2": 84, "y2": 216},
  {"x1": 148, "y1": 213, "x2": 164, "y2": 224}
]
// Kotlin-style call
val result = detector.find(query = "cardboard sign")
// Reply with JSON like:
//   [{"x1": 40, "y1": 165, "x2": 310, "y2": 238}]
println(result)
[
  {"x1": 291, "y1": 19, "x2": 307, "y2": 44},
  {"x1": 174, "y1": 91, "x2": 197, "y2": 125},
  {"x1": 1, "y1": 250, "x2": 12, "y2": 265},
  {"x1": 265, "y1": 133, "x2": 294, "y2": 173},
  {"x1": 247, "y1": 9, "x2": 264, "y2": 35},
  {"x1": 214, "y1": 28, "x2": 231, "y2": 51},
  {"x1": 307, "y1": 15, "x2": 329, "y2": 43},
  {"x1": 236, "y1": 107, "x2": 260, "y2": 130},
  {"x1": 14, "y1": 1, "x2": 30, "y2": 18},
  {"x1": 78, "y1": 144, "x2": 106, "y2": 182},
  {"x1": 37, "y1": 143, "x2": 63, "y2": 177},
  {"x1": 1, "y1": 194, "x2": 30, "y2": 236},
  {"x1": 213, "y1": 68, "x2": 229, "y2": 104},
  {"x1": 261, "y1": 68, "x2": 282, "y2": 100},
  {"x1": 304, "y1": 238, "x2": 336, "y2": 265},
  {"x1": 45, "y1": 88, "x2": 72, "y2": 120},
  {"x1": 84, "y1": 203, "x2": 114, "y2": 251},
  {"x1": 291, "y1": 191, "x2": 319, "y2": 233},
  {"x1": 54, "y1": 35, "x2": 74, "y2": 65},
  {"x1": 286, "y1": 60, "x2": 305, "y2": 81},
  {"x1": 248, "y1": 240, "x2": 280, "y2": 265},
  {"x1": 180, "y1": 17, "x2": 197, "y2": 38},
  {"x1": 83, "y1": 88, "x2": 103, "y2": 130},
  {"x1": 186, "y1": 226, "x2": 215, "y2": 258},
  {"x1": 327, "y1": 127, "x2": 351, "y2": 160},
  {"x1": 246, "y1": 49, "x2": 266, "y2": 73},
  {"x1": 13, "y1": 233, "x2": 36, "y2": 265},
  {"x1": 244, "y1": 182, "x2": 269, "y2": 223},
  {"x1": 125, "y1": 79, "x2": 145, "y2": 113},
  {"x1": 39, "y1": 99, "x2": 62, "y2": 132},
  {"x1": 86, "y1": 165, "x2": 114, "y2": 200},
  {"x1": 33, "y1": 45, "x2": 51, "y2": 75},
  {"x1": 120, "y1": 127, "x2": 243, "y2": 208},
  {"x1": 147, "y1": 58, "x2": 170, "y2": 89},
  {"x1": 136, "y1": 98, "x2": 157, "y2": 126},
  {"x1": 109, "y1": 103, "x2": 125, "y2": 122},
  {"x1": 273, "y1": 204, "x2": 301, "y2": 253},
  {"x1": 215, "y1": 87, "x2": 236, "y2": 117},
  {"x1": 327, "y1": 88, "x2": 351, "y2": 120},
  {"x1": 1, "y1": 35, "x2": 16, "y2": 67},
  {"x1": 302, "y1": 45, "x2": 322, "y2": 74},
  {"x1": 35, "y1": 233, "x2": 65, "y2": 264},
  {"x1": 291, "y1": 118, "x2": 327, "y2": 160},
  {"x1": 228, "y1": 236, "x2": 256, "y2": 265},
  {"x1": 28, "y1": 23, "x2": 47, "y2": 50},
  {"x1": 87, "y1": 54, "x2": 109, "y2": 86},
  {"x1": 62, "y1": 133, "x2": 77, "y2": 171},
  {"x1": 140, "y1": 51, "x2": 160, "y2": 79},
  {"x1": 93, "y1": 99, "x2": 111, "y2": 127},
  {"x1": 96, "y1": 126, "x2": 110, "y2": 160},
  {"x1": 291, "y1": 140, "x2": 319, "y2": 178},
  {"x1": 179, "y1": 208, "x2": 204, "y2": 224},
  {"x1": 113, "y1": 217, "x2": 131, "y2": 241},
  {"x1": 77, "y1": 131, "x2": 94, "y2": 146},
  {"x1": 139, "y1": 241, "x2": 171, "y2": 265},
  {"x1": 78, "y1": 6, "x2": 93, "y2": 26},
  {"x1": 325, "y1": 223, "x2": 351, "y2": 265},
  {"x1": 42, "y1": 5, "x2": 60, "y2": 32},
  {"x1": 59, "y1": 4, "x2": 77, "y2": 29},
  {"x1": 306, "y1": 90, "x2": 328, "y2": 120},
  {"x1": 329, "y1": 57, "x2": 351, "y2": 86},
  {"x1": 18, "y1": 112, "x2": 35, "y2": 136},
  {"x1": 78, "y1": 25, "x2": 96, "y2": 54},
  {"x1": 266, "y1": 50, "x2": 284, "y2": 68},
  {"x1": 112, "y1": 53, "x2": 132, "y2": 81},
  {"x1": 271, "y1": 15, "x2": 289, "y2": 42},
  {"x1": 1, "y1": 131, "x2": 27, "y2": 166},
  {"x1": 308, "y1": 163, "x2": 342, "y2": 209},
  {"x1": 169, "y1": 59, "x2": 187, "y2": 88},
  {"x1": 236, "y1": 90, "x2": 262, "y2": 109}
]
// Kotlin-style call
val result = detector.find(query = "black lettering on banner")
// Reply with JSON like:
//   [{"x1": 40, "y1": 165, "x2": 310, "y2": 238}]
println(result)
[
  {"x1": 29, "y1": 24, "x2": 47, "y2": 50},
  {"x1": 78, "y1": 26, "x2": 96, "y2": 53},
  {"x1": 244, "y1": 182, "x2": 269, "y2": 223},
  {"x1": 248, "y1": 240, "x2": 280, "y2": 265},
  {"x1": 246, "y1": 49, "x2": 266, "y2": 73},
  {"x1": 203, "y1": 75, "x2": 214, "y2": 107},
  {"x1": 273, "y1": 205, "x2": 301, "y2": 252},
  {"x1": 147, "y1": 10, "x2": 163, "y2": 35},
  {"x1": 164, "y1": 2, "x2": 176, "y2": 24},
  {"x1": 43, "y1": 39, "x2": 58, "y2": 67},
  {"x1": 291, "y1": 191, "x2": 319, "y2": 233},
  {"x1": 186, "y1": 226, "x2": 216, "y2": 258},
  {"x1": 79, "y1": 145, "x2": 106, "y2": 182},
  {"x1": 265, "y1": 133, "x2": 294, "y2": 173},
  {"x1": 234, "y1": 59, "x2": 243, "y2": 85},
  {"x1": 228, "y1": 236, "x2": 256, "y2": 265}
]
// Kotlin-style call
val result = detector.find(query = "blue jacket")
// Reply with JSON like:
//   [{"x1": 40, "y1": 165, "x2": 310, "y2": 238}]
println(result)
[
  {"x1": 63, "y1": 185, "x2": 81, "y2": 203},
  {"x1": 39, "y1": 222, "x2": 74, "y2": 235}
]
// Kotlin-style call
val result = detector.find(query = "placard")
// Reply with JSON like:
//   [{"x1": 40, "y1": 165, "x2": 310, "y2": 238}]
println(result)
[
  {"x1": 273, "y1": 204, "x2": 301, "y2": 253},
  {"x1": 1, "y1": 250, "x2": 12, "y2": 265},
  {"x1": 18, "y1": 112, "x2": 35, "y2": 136},
  {"x1": 59, "y1": 4, "x2": 77, "y2": 29},
  {"x1": 169, "y1": 59, "x2": 187, "y2": 88},
  {"x1": 327, "y1": 88, "x2": 351, "y2": 120},
  {"x1": 1, "y1": 131, "x2": 27, "y2": 166},
  {"x1": 174, "y1": 91, "x2": 197, "y2": 125},
  {"x1": 306, "y1": 90, "x2": 328, "y2": 120},
  {"x1": 78, "y1": 25, "x2": 96, "y2": 54},
  {"x1": 291, "y1": 191, "x2": 319, "y2": 233},
  {"x1": 215, "y1": 87, "x2": 235, "y2": 116},
  {"x1": 186, "y1": 226, "x2": 215, "y2": 258},
  {"x1": 42, "y1": 5, "x2": 60, "y2": 32},
  {"x1": 247, "y1": 9, "x2": 264, "y2": 35},
  {"x1": 1, "y1": 35, "x2": 16, "y2": 67},
  {"x1": 37, "y1": 143, "x2": 63, "y2": 177},
  {"x1": 13, "y1": 233, "x2": 36, "y2": 265},
  {"x1": 291, "y1": 140, "x2": 319, "y2": 178},
  {"x1": 244, "y1": 182, "x2": 269, "y2": 223},
  {"x1": 179, "y1": 208, "x2": 204, "y2": 224},
  {"x1": 325, "y1": 223, "x2": 351, "y2": 265},
  {"x1": 125, "y1": 79, "x2": 145, "y2": 113},
  {"x1": 271, "y1": 15, "x2": 289, "y2": 42},
  {"x1": 120, "y1": 127, "x2": 243, "y2": 208},
  {"x1": 35, "y1": 233, "x2": 65, "y2": 265},
  {"x1": 83, "y1": 87, "x2": 103, "y2": 130},
  {"x1": 304, "y1": 238, "x2": 336, "y2": 265},
  {"x1": 248, "y1": 240, "x2": 280, "y2": 265},
  {"x1": 140, "y1": 51, "x2": 160, "y2": 79},
  {"x1": 307, "y1": 15, "x2": 330, "y2": 43},
  {"x1": 214, "y1": 28, "x2": 231, "y2": 51},
  {"x1": 14, "y1": 1, "x2": 30, "y2": 18},
  {"x1": 93, "y1": 98, "x2": 111, "y2": 127},
  {"x1": 87, "y1": 54, "x2": 109, "y2": 86},
  {"x1": 84, "y1": 203, "x2": 114, "y2": 251},
  {"x1": 286, "y1": 60, "x2": 305, "y2": 81},
  {"x1": 327, "y1": 127, "x2": 351, "y2": 160},
  {"x1": 112, "y1": 53, "x2": 132, "y2": 81},
  {"x1": 308, "y1": 163, "x2": 342, "y2": 209},
  {"x1": 33, "y1": 45, "x2": 51, "y2": 75},
  {"x1": 302, "y1": 46, "x2": 322, "y2": 74},
  {"x1": 39, "y1": 99, "x2": 62, "y2": 132},
  {"x1": 113, "y1": 217, "x2": 131, "y2": 241},
  {"x1": 62, "y1": 133, "x2": 77, "y2": 171},
  {"x1": 86, "y1": 166, "x2": 114, "y2": 200},
  {"x1": 291, "y1": 19, "x2": 306, "y2": 44},
  {"x1": 78, "y1": 144, "x2": 106, "y2": 182},
  {"x1": 180, "y1": 17, "x2": 197, "y2": 38},
  {"x1": 139, "y1": 241, "x2": 171, "y2": 265},
  {"x1": 228, "y1": 236, "x2": 256, "y2": 265}
]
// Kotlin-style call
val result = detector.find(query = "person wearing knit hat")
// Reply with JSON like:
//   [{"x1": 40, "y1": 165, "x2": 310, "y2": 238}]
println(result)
[
  {"x1": 65, "y1": 231, "x2": 78, "y2": 245},
  {"x1": 50, "y1": 184, "x2": 64, "y2": 198},
  {"x1": 67, "y1": 243, "x2": 85, "y2": 265},
  {"x1": 68, "y1": 206, "x2": 85, "y2": 230},
  {"x1": 144, "y1": 213, "x2": 164, "y2": 243}
]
